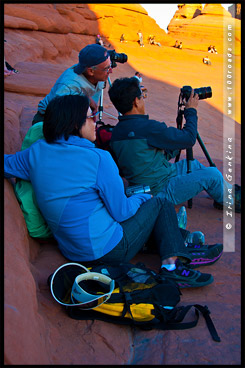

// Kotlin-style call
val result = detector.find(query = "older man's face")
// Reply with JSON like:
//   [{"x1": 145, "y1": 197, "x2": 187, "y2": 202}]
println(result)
[{"x1": 92, "y1": 57, "x2": 112, "y2": 82}]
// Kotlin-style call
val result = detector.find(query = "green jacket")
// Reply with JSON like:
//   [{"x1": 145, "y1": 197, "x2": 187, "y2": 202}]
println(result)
[{"x1": 14, "y1": 122, "x2": 53, "y2": 239}]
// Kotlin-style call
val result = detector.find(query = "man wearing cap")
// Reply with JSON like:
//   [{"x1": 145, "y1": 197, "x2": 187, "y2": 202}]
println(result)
[{"x1": 32, "y1": 44, "x2": 112, "y2": 125}]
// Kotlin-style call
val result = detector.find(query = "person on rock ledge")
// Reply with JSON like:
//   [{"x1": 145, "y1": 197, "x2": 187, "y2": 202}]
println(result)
[
  {"x1": 32, "y1": 44, "x2": 112, "y2": 125},
  {"x1": 5, "y1": 94, "x2": 223, "y2": 289}
]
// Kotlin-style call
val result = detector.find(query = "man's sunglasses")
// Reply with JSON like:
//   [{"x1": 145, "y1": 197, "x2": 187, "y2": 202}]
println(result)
[{"x1": 91, "y1": 64, "x2": 112, "y2": 73}]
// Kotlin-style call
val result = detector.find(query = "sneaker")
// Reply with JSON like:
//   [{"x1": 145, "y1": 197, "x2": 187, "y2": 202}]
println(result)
[
  {"x1": 186, "y1": 243, "x2": 223, "y2": 268},
  {"x1": 159, "y1": 259, "x2": 213, "y2": 288},
  {"x1": 213, "y1": 184, "x2": 241, "y2": 213}
]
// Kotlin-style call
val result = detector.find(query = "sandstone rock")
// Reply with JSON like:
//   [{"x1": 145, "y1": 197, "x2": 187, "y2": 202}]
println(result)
[
  {"x1": 4, "y1": 99, "x2": 23, "y2": 154},
  {"x1": 4, "y1": 62, "x2": 62, "y2": 96},
  {"x1": 167, "y1": 4, "x2": 202, "y2": 33},
  {"x1": 201, "y1": 3, "x2": 232, "y2": 16},
  {"x1": 175, "y1": 4, "x2": 203, "y2": 19},
  {"x1": 55, "y1": 4, "x2": 99, "y2": 35},
  {"x1": 4, "y1": 14, "x2": 38, "y2": 30},
  {"x1": 88, "y1": 3, "x2": 174, "y2": 46},
  {"x1": 167, "y1": 4, "x2": 241, "y2": 55},
  {"x1": 4, "y1": 29, "x2": 47, "y2": 66},
  {"x1": 4, "y1": 3, "x2": 72, "y2": 33},
  {"x1": 4, "y1": 180, "x2": 49, "y2": 365}
]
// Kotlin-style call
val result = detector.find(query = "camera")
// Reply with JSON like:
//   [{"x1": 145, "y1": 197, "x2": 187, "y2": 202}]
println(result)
[
  {"x1": 125, "y1": 184, "x2": 151, "y2": 197},
  {"x1": 108, "y1": 50, "x2": 128, "y2": 68},
  {"x1": 180, "y1": 85, "x2": 212, "y2": 101}
]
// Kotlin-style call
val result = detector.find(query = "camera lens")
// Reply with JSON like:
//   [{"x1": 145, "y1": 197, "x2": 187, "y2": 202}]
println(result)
[
  {"x1": 108, "y1": 50, "x2": 128, "y2": 66},
  {"x1": 113, "y1": 53, "x2": 128, "y2": 63},
  {"x1": 193, "y1": 87, "x2": 212, "y2": 100}
]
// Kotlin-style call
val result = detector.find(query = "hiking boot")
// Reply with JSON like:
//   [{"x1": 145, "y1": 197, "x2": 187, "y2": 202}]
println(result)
[
  {"x1": 159, "y1": 259, "x2": 213, "y2": 288},
  {"x1": 213, "y1": 184, "x2": 241, "y2": 213},
  {"x1": 186, "y1": 243, "x2": 223, "y2": 268}
]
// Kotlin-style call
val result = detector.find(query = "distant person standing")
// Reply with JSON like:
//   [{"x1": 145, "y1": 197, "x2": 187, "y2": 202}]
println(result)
[{"x1": 137, "y1": 31, "x2": 144, "y2": 47}]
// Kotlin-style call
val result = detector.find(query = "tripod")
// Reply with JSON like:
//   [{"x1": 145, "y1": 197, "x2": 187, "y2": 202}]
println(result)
[
  {"x1": 96, "y1": 76, "x2": 119, "y2": 125},
  {"x1": 175, "y1": 98, "x2": 216, "y2": 208}
]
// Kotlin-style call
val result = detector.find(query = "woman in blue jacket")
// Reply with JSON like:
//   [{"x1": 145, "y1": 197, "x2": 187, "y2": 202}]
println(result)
[{"x1": 4, "y1": 94, "x2": 221, "y2": 288}]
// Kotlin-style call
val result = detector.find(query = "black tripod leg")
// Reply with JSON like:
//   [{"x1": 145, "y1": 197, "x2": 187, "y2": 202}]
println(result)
[
  {"x1": 175, "y1": 101, "x2": 216, "y2": 209},
  {"x1": 98, "y1": 89, "x2": 104, "y2": 123},
  {"x1": 186, "y1": 148, "x2": 194, "y2": 208},
  {"x1": 197, "y1": 133, "x2": 216, "y2": 167},
  {"x1": 175, "y1": 109, "x2": 184, "y2": 163},
  {"x1": 186, "y1": 133, "x2": 215, "y2": 209}
]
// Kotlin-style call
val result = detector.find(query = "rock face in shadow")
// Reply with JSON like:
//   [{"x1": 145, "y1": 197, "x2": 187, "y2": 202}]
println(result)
[
  {"x1": 168, "y1": 3, "x2": 241, "y2": 55},
  {"x1": 4, "y1": 4, "x2": 241, "y2": 365}
]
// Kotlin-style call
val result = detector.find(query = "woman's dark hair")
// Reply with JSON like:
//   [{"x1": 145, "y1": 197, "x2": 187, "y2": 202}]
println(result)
[
  {"x1": 108, "y1": 77, "x2": 141, "y2": 114},
  {"x1": 43, "y1": 94, "x2": 90, "y2": 143}
]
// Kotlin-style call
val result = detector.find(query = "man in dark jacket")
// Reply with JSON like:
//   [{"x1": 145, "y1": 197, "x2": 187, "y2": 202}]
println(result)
[{"x1": 108, "y1": 77, "x2": 241, "y2": 213}]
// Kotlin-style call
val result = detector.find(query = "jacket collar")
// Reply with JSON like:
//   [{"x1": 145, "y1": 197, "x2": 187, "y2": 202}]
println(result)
[
  {"x1": 54, "y1": 135, "x2": 95, "y2": 148},
  {"x1": 118, "y1": 114, "x2": 149, "y2": 122}
]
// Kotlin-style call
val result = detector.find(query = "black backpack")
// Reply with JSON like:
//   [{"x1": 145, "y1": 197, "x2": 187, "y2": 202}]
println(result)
[
  {"x1": 48, "y1": 262, "x2": 220, "y2": 342},
  {"x1": 95, "y1": 122, "x2": 114, "y2": 152}
]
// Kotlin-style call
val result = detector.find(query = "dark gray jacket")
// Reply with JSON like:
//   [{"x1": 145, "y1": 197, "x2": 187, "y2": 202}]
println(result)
[{"x1": 110, "y1": 108, "x2": 198, "y2": 195}]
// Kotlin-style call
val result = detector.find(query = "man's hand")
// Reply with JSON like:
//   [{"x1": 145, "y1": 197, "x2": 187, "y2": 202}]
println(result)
[
  {"x1": 89, "y1": 97, "x2": 98, "y2": 114},
  {"x1": 185, "y1": 90, "x2": 199, "y2": 110}
]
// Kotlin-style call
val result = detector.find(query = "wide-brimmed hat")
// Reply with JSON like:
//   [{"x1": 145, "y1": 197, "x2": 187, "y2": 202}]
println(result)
[{"x1": 49, "y1": 262, "x2": 115, "y2": 310}]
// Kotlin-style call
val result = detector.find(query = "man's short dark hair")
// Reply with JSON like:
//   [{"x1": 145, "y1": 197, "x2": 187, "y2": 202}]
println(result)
[
  {"x1": 43, "y1": 95, "x2": 90, "y2": 143},
  {"x1": 108, "y1": 77, "x2": 141, "y2": 115}
]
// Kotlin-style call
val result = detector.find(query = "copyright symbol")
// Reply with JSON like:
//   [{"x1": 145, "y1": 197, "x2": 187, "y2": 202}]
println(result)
[{"x1": 226, "y1": 223, "x2": 232, "y2": 230}]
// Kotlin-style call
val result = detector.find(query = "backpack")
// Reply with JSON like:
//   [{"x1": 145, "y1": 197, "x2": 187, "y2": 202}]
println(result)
[
  {"x1": 95, "y1": 122, "x2": 114, "y2": 153},
  {"x1": 48, "y1": 262, "x2": 220, "y2": 342},
  {"x1": 95, "y1": 121, "x2": 123, "y2": 173}
]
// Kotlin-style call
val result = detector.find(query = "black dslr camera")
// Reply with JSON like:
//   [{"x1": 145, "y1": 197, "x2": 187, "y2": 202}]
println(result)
[
  {"x1": 108, "y1": 50, "x2": 128, "y2": 68},
  {"x1": 180, "y1": 85, "x2": 212, "y2": 101}
]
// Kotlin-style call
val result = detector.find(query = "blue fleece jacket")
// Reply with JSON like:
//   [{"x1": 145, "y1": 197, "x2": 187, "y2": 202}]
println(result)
[{"x1": 4, "y1": 136, "x2": 151, "y2": 261}]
